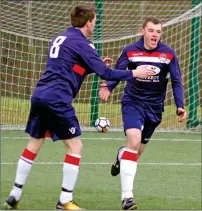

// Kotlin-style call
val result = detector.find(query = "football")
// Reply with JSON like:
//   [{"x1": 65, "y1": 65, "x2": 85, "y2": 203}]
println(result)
[{"x1": 95, "y1": 117, "x2": 110, "y2": 132}]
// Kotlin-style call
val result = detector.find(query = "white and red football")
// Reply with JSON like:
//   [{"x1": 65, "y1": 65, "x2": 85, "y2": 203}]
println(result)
[{"x1": 95, "y1": 117, "x2": 110, "y2": 132}]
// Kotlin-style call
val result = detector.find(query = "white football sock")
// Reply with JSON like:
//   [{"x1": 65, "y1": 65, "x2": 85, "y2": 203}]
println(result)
[
  {"x1": 10, "y1": 150, "x2": 36, "y2": 201},
  {"x1": 120, "y1": 150, "x2": 137, "y2": 201},
  {"x1": 9, "y1": 186, "x2": 23, "y2": 201},
  {"x1": 60, "y1": 154, "x2": 80, "y2": 204}
]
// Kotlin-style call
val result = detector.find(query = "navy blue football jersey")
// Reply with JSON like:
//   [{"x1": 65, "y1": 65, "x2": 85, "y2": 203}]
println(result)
[
  {"x1": 32, "y1": 27, "x2": 133, "y2": 103},
  {"x1": 106, "y1": 36, "x2": 184, "y2": 113}
]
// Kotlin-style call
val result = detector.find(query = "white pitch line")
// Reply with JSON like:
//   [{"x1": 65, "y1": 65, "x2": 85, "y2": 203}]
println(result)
[
  {"x1": 1, "y1": 162, "x2": 201, "y2": 166},
  {"x1": 1, "y1": 137, "x2": 201, "y2": 141}
]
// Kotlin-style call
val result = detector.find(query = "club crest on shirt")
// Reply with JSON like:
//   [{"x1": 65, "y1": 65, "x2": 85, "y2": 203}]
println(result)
[{"x1": 159, "y1": 53, "x2": 167, "y2": 62}]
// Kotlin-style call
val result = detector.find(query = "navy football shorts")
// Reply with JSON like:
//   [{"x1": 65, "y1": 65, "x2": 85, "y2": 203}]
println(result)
[
  {"x1": 122, "y1": 101, "x2": 161, "y2": 144},
  {"x1": 25, "y1": 98, "x2": 81, "y2": 141}
]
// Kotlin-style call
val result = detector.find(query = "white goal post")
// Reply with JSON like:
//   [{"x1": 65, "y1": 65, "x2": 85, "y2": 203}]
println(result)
[{"x1": 1, "y1": 0, "x2": 201, "y2": 132}]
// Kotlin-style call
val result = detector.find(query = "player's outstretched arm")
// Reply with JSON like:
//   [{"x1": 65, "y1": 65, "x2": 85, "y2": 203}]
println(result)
[
  {"x1": 100, "y1": 65, "x2": 156, "y2": 81},
  {"x1": 133, "y1": 65, "x2": 157, "y2": 78},
  {"x1": 99, "y1": 65, "x2": 157, "y2": 101},
  {"x1": 80, "y1": 43, "x2": 156, "y2": 81}
]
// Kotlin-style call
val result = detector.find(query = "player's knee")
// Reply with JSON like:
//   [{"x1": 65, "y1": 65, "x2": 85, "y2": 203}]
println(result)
[
  {"x1": 126, "y1": 129, "x2": 141, "y2": 151},
  {"x1": 27, "y1": 137, "x2": 45, "y2": 154},
  {"x1": 64, "y1": 136, "x2": 83, "y2": 154},
  {"x1": 127, "y1": 140, "x2": 140, "y2": 151},
  {"x1": 127, "y1": 135, "x2": 141, "y2": 151}
]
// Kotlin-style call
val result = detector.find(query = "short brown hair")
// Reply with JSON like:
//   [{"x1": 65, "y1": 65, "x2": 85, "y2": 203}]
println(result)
[
  {"x1": 142, "y1": 17, "x2": 162, "y2": 28},
  {"x1": 71, "y1": 5, "x2": 96, "y2": 28}
]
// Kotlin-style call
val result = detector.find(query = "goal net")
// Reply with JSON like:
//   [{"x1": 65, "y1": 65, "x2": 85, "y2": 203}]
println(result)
[{"x1": 1, "y1": 0, "x2": 201, "y2": 132}]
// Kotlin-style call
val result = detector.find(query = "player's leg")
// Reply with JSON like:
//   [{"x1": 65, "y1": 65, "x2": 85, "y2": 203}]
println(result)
[
  {"x1": 57, "y1": 136, "x2": 83, "y2": 210},
  {"x1": 4, "y1": 99, "x2": 47, "y2": 209},
  {"x1": 111, "y1": 137, "x2": 147, "y2": 177},
  {"x1": 118, "y1": 103, "x2": 144, "y2": 210},
  {"x1": 111, "y1": 102, "x2": 144, "y2": 177},
  {"x1": 111, "y1": 118, "x2": 160, "y2": 176},
  {"x1": 138, "y1": 119, "x2": 161, "y2": 159},
  {"x1": 120, "y1": 128, "x2": 141, "y2": 210},
  {"x1": 113, "y1": 139, "x2": 148, "y2": 166},
  {"x1": 47, "y1": 105, "x2": 83, "y2": 210}
]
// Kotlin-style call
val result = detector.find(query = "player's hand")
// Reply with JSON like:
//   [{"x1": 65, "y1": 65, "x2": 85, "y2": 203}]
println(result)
[
  {"x1": 177, "y1": 107, "x2": 187, "y2": 123},
  {"x1": 132, "y1": 65, "x2": 156, "y2": 78},
  {"x1": 99, "y1": 83, "x2": 111, "y2": 101},
  {"x1": 102, "y1": 57, "x2": 113, "y2": 67}
]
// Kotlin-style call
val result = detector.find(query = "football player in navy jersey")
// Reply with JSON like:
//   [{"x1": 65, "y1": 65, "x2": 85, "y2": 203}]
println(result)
[
  {"x1": 99, "y1": 17, "x2": 187, "y2": 210},
  {"x1": 3, "y1": 6, "x2": 156, "y2": 210}
]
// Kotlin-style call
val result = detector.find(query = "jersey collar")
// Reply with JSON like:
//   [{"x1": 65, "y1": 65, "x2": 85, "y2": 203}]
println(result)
[{"x1": 67, "y1": 27, "x2": 86, "y2": 39}]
